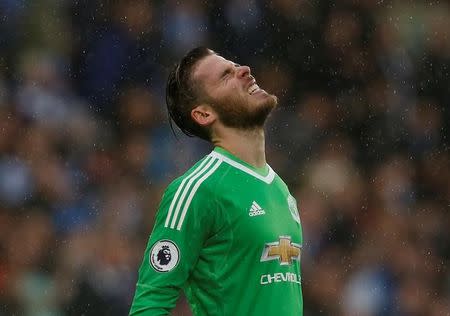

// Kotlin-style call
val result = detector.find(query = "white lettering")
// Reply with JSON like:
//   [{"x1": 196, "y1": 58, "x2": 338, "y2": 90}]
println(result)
[
  {"x1": 260, "y1": 273, "x2": 302, "y2": 285},
  {"x1": 289, "y1": 273, "x2": 296, "y2": 282},
  {"x1": 274, "y1": 273, "x2": 281, "y2": 282},
  {"x1": 267, "y1": 274, "x2": 277, "y2": 283},
  {"x1": 260, "y1": 275, "x2": 269, "y2": 284}
]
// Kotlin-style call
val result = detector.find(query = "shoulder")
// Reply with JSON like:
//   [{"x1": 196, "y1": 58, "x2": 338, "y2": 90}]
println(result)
[
  {"x1": 165, "y1": 152, "x2": 226, "y2": 201},
  {"x1": 273, "y1": 171, "x2": 288, "y2": 188},
  {"x1": 158, "y1": 153, "x2": 226, "y2": 231}
]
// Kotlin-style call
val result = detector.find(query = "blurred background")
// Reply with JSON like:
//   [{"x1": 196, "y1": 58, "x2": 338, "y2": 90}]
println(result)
[{"x1": 0, "y1": 0, "x2": 449, "y2": 315}]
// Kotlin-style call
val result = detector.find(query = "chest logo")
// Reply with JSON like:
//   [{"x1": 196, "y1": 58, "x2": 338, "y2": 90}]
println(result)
[
  {"x1": 261, "y1": 236, "x2": 302, "y2": 265},
  {"x1": 287, "y1": 194, "x2": 301, "y2": 224},
  {"x1": 248, "y1": 201, "x2": 265, "y2": 217}
]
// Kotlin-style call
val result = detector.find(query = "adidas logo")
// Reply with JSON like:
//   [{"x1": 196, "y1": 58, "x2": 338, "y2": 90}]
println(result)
[{"x1": 249, "y1": 201, "x2": 265, "y2": 217}]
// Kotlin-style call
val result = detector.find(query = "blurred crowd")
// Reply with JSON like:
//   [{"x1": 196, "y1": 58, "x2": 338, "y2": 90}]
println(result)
[{"x1": 0, "y1": 0, "x2": 449, "y2": 315}]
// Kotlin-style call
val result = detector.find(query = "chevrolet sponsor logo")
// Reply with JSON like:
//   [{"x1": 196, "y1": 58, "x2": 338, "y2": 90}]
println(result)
[
  {"x1": 260, "y1": 236, "x2": 301, "y2": 265},
  {"x1": 260, "y1": 272, "x2": 301, "y2": 285}
]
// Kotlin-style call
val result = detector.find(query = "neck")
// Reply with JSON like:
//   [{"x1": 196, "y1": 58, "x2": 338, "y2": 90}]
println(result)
[{"x1": 211, "y1": 126, "x2": 266, "y2": 168}]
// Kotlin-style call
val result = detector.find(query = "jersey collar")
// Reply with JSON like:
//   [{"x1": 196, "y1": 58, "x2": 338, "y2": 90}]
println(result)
[{"x1": 210, "y1": 147, "x2": 275, "y2": 184}]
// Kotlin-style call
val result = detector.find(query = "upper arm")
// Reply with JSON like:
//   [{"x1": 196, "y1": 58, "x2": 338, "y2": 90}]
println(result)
[{"x1": 129, "y1": 179, "x2": 216, "y2": 315}]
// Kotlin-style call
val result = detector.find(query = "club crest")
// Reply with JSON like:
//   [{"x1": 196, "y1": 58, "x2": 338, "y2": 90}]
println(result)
[{"x1": 287, "y1": 194, "x2": 301, "y2": 225}]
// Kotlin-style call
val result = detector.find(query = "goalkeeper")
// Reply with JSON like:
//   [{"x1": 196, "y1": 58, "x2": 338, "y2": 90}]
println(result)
[{"x1": 129, "y1": 47, "x2": 303, "y2": 316}]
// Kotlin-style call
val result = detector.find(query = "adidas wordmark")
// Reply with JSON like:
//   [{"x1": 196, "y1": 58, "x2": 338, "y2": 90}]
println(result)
[{"x1": 249, "y1": 201, "x2": 265, "y2": 217}]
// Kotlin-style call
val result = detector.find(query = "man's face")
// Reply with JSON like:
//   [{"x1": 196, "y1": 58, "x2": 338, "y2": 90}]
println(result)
[{"x1": 192, "y1": 53, "x2": 278, "y2": 129}]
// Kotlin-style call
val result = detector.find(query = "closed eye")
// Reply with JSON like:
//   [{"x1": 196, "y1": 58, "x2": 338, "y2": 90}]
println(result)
[
  {"x1": 221, "y1": 63, "x2": 240, "y2": 79},
  {"x1": 221, "y1": 68, "x2": 232, "y2": 79}
]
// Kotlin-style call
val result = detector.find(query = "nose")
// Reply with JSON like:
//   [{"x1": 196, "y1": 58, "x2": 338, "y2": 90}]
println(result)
[{"x1": 236, "y1": 65, "x2": 251, "y2": 79}]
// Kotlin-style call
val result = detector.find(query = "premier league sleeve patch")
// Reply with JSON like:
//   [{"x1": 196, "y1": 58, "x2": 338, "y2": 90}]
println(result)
[{"x1": 149, "y1": 240, "x2": 180, "y2": 272}]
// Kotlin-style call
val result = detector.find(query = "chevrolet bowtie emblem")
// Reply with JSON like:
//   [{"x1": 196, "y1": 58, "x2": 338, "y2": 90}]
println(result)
[{"x1": 261, "y1": 236, "x2": 302, "y2": 265}]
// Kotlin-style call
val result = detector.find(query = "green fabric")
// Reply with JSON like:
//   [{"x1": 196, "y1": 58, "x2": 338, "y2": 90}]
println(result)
[{"x1": 129, "y1": 147, "x2": 303, "y2": 316}]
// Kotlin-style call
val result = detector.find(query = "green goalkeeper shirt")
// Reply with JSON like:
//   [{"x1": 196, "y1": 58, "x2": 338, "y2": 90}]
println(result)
[{"x1": 129, "y1": 147, "x2": 303, "y2": 316}]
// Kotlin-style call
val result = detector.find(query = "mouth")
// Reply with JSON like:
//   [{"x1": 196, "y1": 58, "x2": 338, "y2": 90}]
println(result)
[{"x1": 247, "y1": 82, "x2": 262, "y2": 95}]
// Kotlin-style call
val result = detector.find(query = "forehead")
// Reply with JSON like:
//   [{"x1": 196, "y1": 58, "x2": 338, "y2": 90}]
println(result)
[{"x1": 193, "y1": 54, "x2": 233, "y2": 83}]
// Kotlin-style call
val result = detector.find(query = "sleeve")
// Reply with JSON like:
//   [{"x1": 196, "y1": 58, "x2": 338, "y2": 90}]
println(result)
[{"x1": 129, "y1": 179, "x2": 216, "y2": 315}]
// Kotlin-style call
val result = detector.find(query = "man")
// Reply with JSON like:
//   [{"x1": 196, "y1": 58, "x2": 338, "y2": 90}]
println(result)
[{"x1": 129, "y1": 47, "x2": 303, "y2": 315}]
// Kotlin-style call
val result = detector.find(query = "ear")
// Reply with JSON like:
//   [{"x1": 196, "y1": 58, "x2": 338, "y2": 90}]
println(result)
[{"x1": 191, "y1": 104, "x2": 217, "y2": 127}]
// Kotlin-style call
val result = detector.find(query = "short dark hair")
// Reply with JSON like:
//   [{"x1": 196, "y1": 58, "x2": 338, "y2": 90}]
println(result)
[{"x1": 166, "y1": 47, "x2": 214, "y2": 141}]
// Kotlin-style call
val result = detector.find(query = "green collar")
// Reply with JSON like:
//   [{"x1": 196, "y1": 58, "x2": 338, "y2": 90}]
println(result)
[{"x1": 213, "y1": 146, "x2": 270, "y2": 178}]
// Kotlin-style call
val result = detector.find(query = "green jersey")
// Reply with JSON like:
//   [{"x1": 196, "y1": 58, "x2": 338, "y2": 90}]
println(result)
[{"x1": 130, "y1": 147, "x2": 303, "y2": 316}]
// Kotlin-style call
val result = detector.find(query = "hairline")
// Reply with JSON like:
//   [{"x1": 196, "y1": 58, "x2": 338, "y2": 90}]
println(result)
[{"x1": 188, "y1": 50, "x2": 216, "y2": 104}]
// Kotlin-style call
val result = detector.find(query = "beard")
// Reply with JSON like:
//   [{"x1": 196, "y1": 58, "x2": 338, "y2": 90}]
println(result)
[{"x1": 210, "y1": 93, "x2": 278, "y2": 129}]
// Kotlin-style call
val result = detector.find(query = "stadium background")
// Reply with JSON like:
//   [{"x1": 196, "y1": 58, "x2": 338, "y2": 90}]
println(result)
[{"x1": 0, "y1": 1, "x2": 448, "y2": 315}]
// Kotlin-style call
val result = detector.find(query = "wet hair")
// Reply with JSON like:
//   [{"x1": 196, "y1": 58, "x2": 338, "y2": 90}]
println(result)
[{"x1": 166, "y1": 47, "x2": 214, "y2": 141}]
